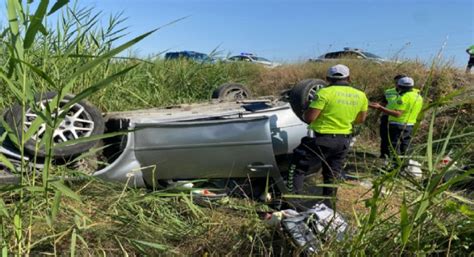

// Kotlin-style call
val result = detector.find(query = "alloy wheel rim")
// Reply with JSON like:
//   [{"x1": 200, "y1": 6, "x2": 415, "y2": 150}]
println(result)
[{"x1": 25, "y1": 99, "x2": 95, "y2": 144}]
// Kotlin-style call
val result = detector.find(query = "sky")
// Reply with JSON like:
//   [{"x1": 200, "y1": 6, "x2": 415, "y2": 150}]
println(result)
[{"x1": 2, "y1": 0, "x2": 474, "y2": 66}]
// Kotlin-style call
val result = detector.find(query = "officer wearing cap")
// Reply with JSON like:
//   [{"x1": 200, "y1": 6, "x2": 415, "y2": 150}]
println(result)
[
  {"x1": 369, "y1": 77, "x2": 423, "y2": 157},
  {"x1": 379, "y1": 74, "x2": 407, "y2": 159},
  {"x1": 288, "y1": 64, "x2": 368, "y2": 208}
]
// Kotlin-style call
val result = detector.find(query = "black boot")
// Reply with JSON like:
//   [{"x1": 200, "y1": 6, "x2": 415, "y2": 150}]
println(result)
[{"x1": 293, "y1": 169, "x2": 306, "y2": 195}]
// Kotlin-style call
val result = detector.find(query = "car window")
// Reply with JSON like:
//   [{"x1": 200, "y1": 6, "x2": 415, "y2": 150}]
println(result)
[
  {"x1": 361, "y1": 51, "x2": 382, "y2": 59},
  {"x1": 325, "y1": 51, "x2": 345, "y2": 59},
  {"x1": 341, "y1": 52, "x2": 364, "y2": 59},
  {"x1": 253, "y1": 57, "x2": 270, "y2": 62},
  {"x1": 191, "y1": 53, "x2": 210, "y2": 61},
  {"x1": 165, "y1": 53, "x2": 179, "y2": 59}
]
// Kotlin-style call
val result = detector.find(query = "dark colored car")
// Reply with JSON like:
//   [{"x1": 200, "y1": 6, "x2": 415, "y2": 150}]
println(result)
[{"x1": 164, "y1": 51, "x2": 214, "y2": 63}]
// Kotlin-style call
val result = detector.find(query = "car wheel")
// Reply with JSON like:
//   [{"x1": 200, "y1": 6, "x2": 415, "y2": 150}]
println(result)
[
  {"x1": 211, "y1": 83, "x2": 251, "y2": 100},
  {"x1": 5, "y1": 92, "x2": 104, "y2": 159},
  {"x1": 289, "y1": 79, "x2": 327, "y2": 122}
]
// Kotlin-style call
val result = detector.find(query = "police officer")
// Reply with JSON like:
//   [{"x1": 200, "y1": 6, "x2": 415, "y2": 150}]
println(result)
[
  {"x1": 288, "y1": 64, "x2": 368, "y2": 208},
  {"x1": 369, "y1": 77, "x2": 423, "y2": 157},
  {"x1": 379, "y1": 74, "x2": 407, "y2": 159},
  {"x1": 466, "y1": 45, "x2": 474, "y2": 74}
]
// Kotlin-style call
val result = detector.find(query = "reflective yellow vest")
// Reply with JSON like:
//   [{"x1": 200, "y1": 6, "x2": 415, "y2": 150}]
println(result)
[
  {"x1": 384, "y1": 87, "x2": 398, "y2": 110},
  {"x1": 388, "y1": 89, "x2": 423, "y2": 125},
  {"x1": 309, "y1": 85, "x2": 368, "y2": 134}
]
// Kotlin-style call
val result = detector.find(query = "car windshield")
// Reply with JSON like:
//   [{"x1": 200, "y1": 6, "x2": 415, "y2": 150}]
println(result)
[
  {"x1": 324, "y1": 52, "x2": 345, "y2": 59},
  {"x1": 361, "y1": 51, "x2": 382, "y2": 59},
  {"x1": 190, "y1": 53, "x2": 211, "y2": 61},
  {"x1": 253, "y1": 56, "x2": 270, "y2": 62}
]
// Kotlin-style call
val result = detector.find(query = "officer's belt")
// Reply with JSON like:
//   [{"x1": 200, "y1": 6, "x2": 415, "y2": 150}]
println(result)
[
  {"x1": 314, "y1": 132, "x2": 351, "y2": 138},
  {"x1": 389, "y1": 121, "x2": 414, "y2": 127}
]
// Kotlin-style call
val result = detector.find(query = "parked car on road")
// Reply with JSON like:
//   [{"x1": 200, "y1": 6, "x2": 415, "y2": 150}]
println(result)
[
  {"x1": 0, "y1": 79, "x2": 327, "y2": 197},
  {"x1": 227, "y1": 53, "x2": 280, "y2": 67},
  {"x1": 309, "y1": 48, "x2": 388, "y2": 63}
]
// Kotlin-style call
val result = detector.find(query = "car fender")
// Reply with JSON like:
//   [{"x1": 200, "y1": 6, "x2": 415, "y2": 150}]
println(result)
[{"x1": 93, "y1": 126, "x2": 145, "y2": 187}]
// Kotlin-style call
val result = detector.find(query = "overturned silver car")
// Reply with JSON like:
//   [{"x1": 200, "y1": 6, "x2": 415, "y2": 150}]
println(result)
[{"x1": 1, "y1": 80, "x2": 328, "y2": 194}]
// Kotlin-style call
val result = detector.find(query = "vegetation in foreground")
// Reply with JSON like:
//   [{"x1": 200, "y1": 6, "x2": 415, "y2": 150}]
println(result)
[{"x1": 0, "y1": 1, "x2": 473, "y2": 255}]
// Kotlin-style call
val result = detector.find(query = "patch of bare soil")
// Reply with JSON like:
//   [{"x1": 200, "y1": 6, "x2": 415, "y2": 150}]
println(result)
[
  {"x1": 337, "y1": 181, "x2": 402, "y2": 223},
  {"x1": 337, "y1": 181, "x2": 373, "y2": 217}
]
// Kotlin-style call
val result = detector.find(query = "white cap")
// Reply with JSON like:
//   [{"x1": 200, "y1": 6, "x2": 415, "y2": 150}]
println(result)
[
  {"x1": 397, "y1": 77, "x2": 414, "y2": 87},
  {"x1": 327, "y1": 64, "x2": 350, "y2": 78}
]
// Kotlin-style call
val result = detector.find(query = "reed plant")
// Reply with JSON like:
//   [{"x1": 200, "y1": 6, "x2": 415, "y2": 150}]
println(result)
[{"x1": 0, "y1": 0, "x2": 157, "y2": 255}]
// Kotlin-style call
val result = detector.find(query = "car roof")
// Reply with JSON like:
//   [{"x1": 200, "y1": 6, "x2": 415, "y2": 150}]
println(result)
[
  {"x1": 166, "y1": 51, "x2": 207, "y2": 55},
  {"x1": 169, "y1": 50, "x2": 197, "y2": 54}
]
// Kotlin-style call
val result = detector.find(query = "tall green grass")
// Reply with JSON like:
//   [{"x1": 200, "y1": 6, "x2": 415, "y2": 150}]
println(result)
[
  {"x1": 343, "y1": 100, "x2": 473, "y2": 256},
  {"x1": 0, "y1": 0, "x2": 160, "y2": 255}
]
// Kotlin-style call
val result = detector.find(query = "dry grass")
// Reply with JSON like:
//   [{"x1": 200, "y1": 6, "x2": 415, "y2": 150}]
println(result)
[{"x1": 338, "y1": 181, "x2": 402, "y2": 221}]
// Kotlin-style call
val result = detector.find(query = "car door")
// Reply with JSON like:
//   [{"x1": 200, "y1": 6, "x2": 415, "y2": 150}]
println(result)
[{"x1": 134, "y1": 116, "x2": 280, "y2": 182}]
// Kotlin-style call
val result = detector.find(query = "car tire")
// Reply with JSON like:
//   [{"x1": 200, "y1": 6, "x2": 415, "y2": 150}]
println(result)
[
  {"x1": 211, "y1": 83, "x2": 251, "y2": 100},
  {"x1": 289, "y1": 79, "x2": 327, "y2": 122},
  {"x1": 5, "y1": 92, "x2": 104, "y2": 159}
]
